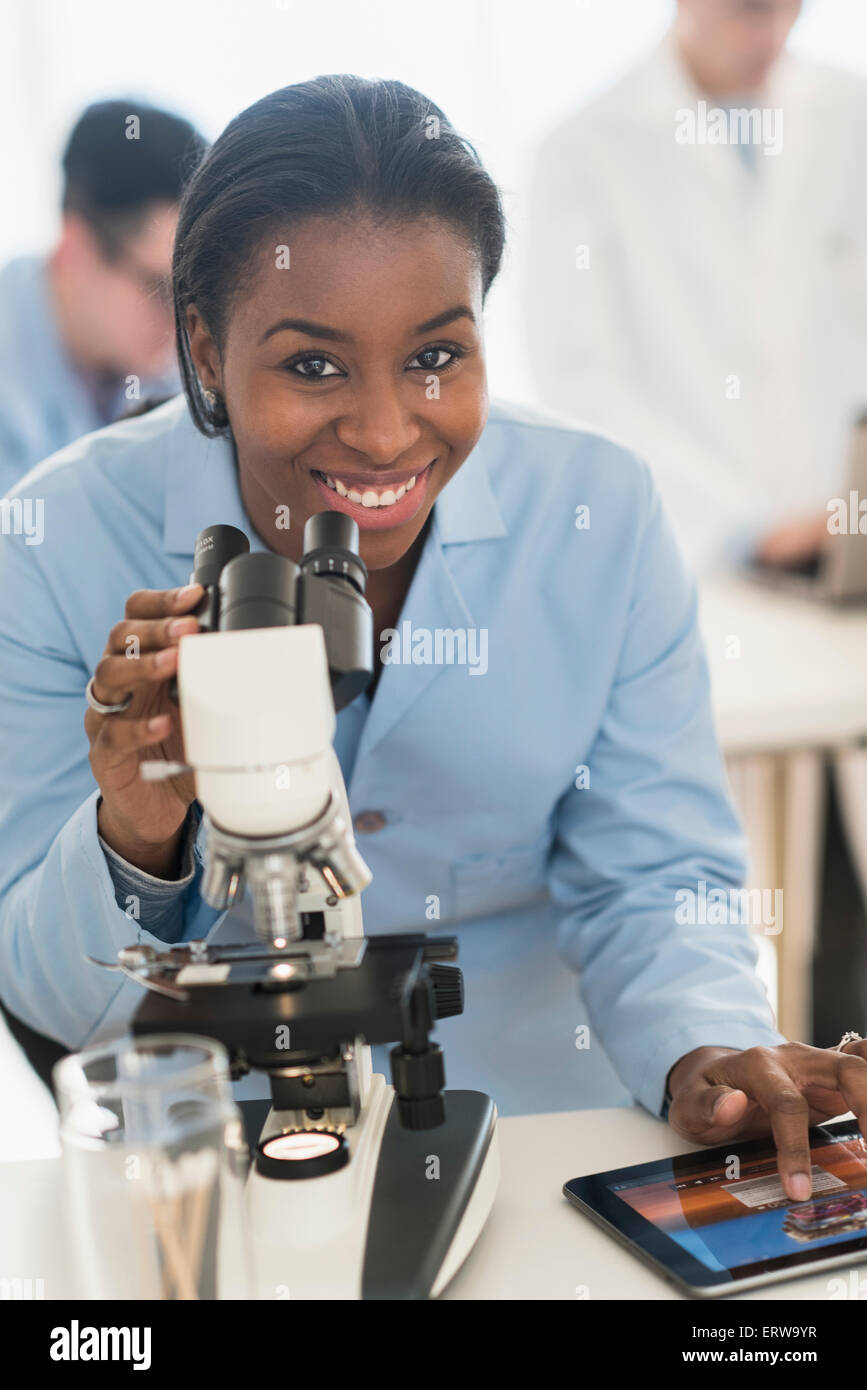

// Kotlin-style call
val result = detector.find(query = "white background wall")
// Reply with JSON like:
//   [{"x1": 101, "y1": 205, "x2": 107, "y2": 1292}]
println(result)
[{"x1": 2, "y1": 0, "x2": 866, "y2": 408}]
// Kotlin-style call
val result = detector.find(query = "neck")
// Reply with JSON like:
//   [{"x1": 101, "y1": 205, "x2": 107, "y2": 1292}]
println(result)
[
  {"x1": 672, "y1": 24, "x2": 769, "y2": 101},
  {"x1": 364, "y1": 520, "x2": 428, "y2": 620}
]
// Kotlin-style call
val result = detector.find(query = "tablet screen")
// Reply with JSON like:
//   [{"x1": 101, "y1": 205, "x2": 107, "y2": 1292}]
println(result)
[
  {"x1": 608, "y1": 1124, "x2": 867, "y2": 1280},
  {"x1": 565, "y1": 1120, "x2": 867, "y2": 1290}
]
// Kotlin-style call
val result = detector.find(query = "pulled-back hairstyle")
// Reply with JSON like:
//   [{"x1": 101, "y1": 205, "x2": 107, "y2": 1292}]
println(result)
[{"x1": 172, "y1": 75, "x2": 506, "y2": 437}]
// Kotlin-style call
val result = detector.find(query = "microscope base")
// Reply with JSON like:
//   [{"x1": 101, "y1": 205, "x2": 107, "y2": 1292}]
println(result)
[{"x1": 246, "y1": 1075, "x2": 498, "y2": 1299}]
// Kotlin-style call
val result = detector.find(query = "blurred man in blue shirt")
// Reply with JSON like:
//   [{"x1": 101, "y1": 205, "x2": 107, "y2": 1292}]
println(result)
[{"x1": 0, "y1": 100, "x2": 206, "y2": 494}]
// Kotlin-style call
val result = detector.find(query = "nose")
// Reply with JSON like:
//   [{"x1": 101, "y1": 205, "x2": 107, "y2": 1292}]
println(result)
[{"x1": 333, "y1": 381, "x2": 422, "y2": 467}]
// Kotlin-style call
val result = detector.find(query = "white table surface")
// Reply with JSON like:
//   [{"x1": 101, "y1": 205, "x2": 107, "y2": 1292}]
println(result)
[
  {"x1": 445, "y1": 1105, "x2": 860, "y2": 1300},
  {"x1": 1, "y1": 1104, "x2": 856, "y2": 1302},
  {"x1": 700, "y1": 578, "x2": 867, "y2": 753}
]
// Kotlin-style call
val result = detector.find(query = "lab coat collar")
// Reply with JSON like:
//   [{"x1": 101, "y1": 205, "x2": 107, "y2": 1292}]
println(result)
[
  {"x1": 162, "y1": 401, "x2": 254, "y2": 558},
  {"x1": 639, "y1": 29, "x2": 791, "y2": 204},
  {"x1": 162, "y1": 396, "x2": 508, "y2": 557},
  {"x1": 643, "y1": 30, "x2": 702, "y2": 119}
]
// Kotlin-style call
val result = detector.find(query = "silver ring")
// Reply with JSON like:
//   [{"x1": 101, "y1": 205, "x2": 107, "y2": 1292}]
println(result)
[
  {"x1": 835, "y1": 1031, "x2": 863, "y2": 1052},
  {"x1": 85, "y1": 675, "x2": 133, "y2": 716}
]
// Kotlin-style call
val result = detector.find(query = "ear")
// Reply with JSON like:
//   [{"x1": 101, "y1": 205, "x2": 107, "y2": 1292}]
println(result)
[
  {"x1": 186, "y1": 305, "x2": 223, "y2": 392},
  {"x1": 55, "y1": 213, "x2": 103, "y2": 269}
]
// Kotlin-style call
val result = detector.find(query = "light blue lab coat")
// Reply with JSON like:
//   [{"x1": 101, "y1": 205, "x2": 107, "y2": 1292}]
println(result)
[{"x1": 0, "y1": 394, "x2": 785, "y2": 1116}]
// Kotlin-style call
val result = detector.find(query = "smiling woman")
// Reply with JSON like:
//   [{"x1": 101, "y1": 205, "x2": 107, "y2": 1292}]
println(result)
[
  {"x1": 169, "y1": 78, "x2": 504, "y2": 656},
  {"x1": 1, "y1": 75, "x2": 866, "y2": 1172}
]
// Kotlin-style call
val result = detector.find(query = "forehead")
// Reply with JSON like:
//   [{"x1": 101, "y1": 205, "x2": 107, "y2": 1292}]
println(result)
[{"x1": 230, "y1": 213, "x2": 482, "y2": 340}]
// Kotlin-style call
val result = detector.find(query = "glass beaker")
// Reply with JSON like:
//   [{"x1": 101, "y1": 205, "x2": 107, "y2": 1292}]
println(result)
[{"x1": 53, "y1": 1033, "x2": 253, "y2": 1299}]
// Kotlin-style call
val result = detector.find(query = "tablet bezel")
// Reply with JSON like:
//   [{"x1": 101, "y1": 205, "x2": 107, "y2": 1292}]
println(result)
[{"x1": 563, "y1": 1118, "x2": 867, "y2": 1297}]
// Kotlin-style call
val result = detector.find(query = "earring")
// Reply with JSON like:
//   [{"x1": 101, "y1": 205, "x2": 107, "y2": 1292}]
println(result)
[{"x1": 202, "y1": 387, "x2": 228, "y2": 427}]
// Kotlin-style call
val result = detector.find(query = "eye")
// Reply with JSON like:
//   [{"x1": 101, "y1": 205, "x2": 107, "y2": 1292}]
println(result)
[
  {"x1": 409, "y1": 345, "x2": 462, "y2": 372},
  {"x1": 286, "y1": 354, "x2": 342, "y2": 379}
]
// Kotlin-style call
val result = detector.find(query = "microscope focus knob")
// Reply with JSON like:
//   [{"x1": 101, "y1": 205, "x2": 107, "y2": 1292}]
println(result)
[
  {"x1": 390, "y1": 1043, "x2": 446, "y2": 1130},
  {"x1": 429, "y1": 963, "x2": 464, "y2": 1020},
  {"x1": 397, "y1": 1093, "x2": 446, "y2": 1130}
]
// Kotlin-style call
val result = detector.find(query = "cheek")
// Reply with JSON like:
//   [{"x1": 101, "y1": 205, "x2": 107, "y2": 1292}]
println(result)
[
  {"x1": 109, "y1": 291, "x2": 161, "y2": 348},
  {"x1": 437, "y1": 369, "x2": 488, "y2": 453},
  {"x1": 92, "y1": 283, "x2": 129, "y2": 332},
  {"x1": 227, "y1": 372, "x2": 322, "y2": 468}
]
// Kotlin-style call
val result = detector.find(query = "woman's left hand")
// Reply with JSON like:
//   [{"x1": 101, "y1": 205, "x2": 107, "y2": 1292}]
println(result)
[{"x1": 666, "y1": 1040, "x2": 867, "y2": 1201}]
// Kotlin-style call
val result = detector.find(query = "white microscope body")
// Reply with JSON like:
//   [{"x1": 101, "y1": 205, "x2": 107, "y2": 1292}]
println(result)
[{"x1": 150, "y1": 520, "x2": 499, "y2": 1300}]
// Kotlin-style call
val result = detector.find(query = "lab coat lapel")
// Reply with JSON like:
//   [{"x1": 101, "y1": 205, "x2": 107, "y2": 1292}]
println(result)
[
  {"x1": 644, "y1": 32, "x2": 757, "y2": 212},
  {"x1": 349, "y1": 520, "x2": 474, "y2": 770},
  {"x1": 759, "y1": 54, "x2": 822, "y2": 232},
  {"x1": 162, "y1": 404, "x2": 267, "y2": 560}
]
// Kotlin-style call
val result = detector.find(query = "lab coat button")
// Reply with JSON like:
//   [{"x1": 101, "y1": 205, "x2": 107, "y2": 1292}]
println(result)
[{"x1": 354, "y1": 809, "x2": 387, "y2": 834}]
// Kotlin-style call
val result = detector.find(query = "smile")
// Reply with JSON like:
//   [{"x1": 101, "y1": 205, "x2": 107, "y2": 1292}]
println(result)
[
  {"x1": 310, "y1": 461, "x2": 436, "y2": 530},
  {"x1": 313, "y1": 470, "x2": 418, "y2": 507}
]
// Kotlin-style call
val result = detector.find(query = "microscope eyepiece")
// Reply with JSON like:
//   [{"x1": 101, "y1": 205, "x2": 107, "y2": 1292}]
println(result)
[
  {"x1": 192, "y1": 524, "x2": 250, "y2": 590},
  {"x1": 187, "y1": 524, "x2": 251, "y2": 636},
  {"x1": 190, "y1": 515, "x2": 373, "y2": 709},
  {"x1": 219, "y1": 551, "x2": 299, "y2": 631},
  {"x1": 301, "y1": 511, "x2": 368, "y2": 595}
]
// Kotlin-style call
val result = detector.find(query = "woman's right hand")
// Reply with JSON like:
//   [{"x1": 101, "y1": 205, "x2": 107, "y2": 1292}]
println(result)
[{"x1": 85, "y1": 584, "x2": 204, "y2": 877}]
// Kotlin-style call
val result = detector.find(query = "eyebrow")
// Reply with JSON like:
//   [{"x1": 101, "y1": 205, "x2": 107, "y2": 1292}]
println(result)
[
  {"x1": 259, "y1": 304, "x2": 477, "y2": 346},
  {"x1": 414, "y1": 305, "x2": 476, "y2": 334}
]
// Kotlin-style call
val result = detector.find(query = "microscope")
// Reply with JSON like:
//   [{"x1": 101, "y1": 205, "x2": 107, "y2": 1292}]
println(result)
[{"x1": 96, "y1": 513, "x2": 498, "y2": 1299}]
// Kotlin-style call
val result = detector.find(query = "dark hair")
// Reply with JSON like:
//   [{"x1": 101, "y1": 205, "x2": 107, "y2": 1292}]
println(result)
[
  {"x1": 62, "y1": 100, "x2": 207, "y2": 257},
  {"x1": 172, "y1": 75, "x2": 506, "y2": 437}
]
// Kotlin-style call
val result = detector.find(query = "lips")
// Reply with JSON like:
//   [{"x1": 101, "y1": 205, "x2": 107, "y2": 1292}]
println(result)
[{"x1": 310, "y1": 460, "x2": 435, "y2": 530}]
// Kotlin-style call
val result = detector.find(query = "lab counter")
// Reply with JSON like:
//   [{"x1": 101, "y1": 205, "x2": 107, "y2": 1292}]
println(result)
[{"x1": 0, "y1": 1103, "x2": 849, "y2": 1302}]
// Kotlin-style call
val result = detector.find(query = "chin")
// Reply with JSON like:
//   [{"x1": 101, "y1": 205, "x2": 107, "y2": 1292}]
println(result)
[{"x1": 362, "y1": 513, "x2": 429, "y2": 563}]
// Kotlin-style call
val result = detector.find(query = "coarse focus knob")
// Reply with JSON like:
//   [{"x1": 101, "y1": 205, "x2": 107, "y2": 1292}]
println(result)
[
  {"x1": 429, "y1": 963, "x2": 464, "y2": 1019},
  {"x1": 397, "y1": 1093, "x2": 446, "y2": 1130}
]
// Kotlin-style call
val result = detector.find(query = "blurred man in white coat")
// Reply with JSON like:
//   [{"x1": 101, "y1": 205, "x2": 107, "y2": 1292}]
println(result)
[
  {"x1": 526, "y1": 0, "x2": 867, "y2": 576},
  {"x1": 527, "y1": 0, "x2": 867, "y2": 1048}
]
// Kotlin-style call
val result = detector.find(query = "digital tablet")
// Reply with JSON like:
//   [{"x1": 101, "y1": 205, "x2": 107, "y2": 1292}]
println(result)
[{"x1": 563, "y1": 1118, "x2": 867, "y2": 1297}]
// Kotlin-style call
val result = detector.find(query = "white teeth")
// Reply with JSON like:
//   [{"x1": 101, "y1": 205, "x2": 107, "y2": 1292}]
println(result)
[{"x1": 317, "y1": 469, "x2": 420, "y2": 506}]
